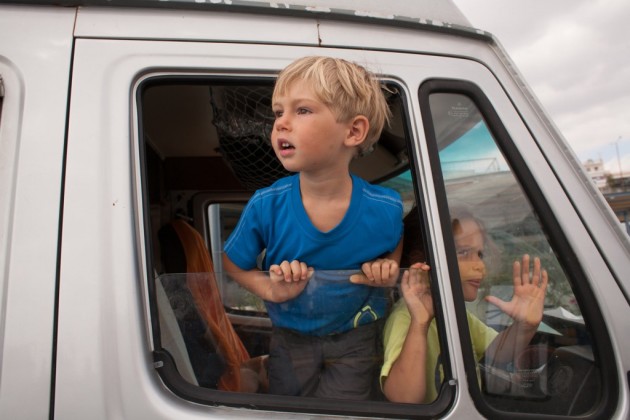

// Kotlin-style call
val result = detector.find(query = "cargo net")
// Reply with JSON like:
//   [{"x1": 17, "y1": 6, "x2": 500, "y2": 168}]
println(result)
[{"x1": 210, "y1": 86, "x2": 290, "y2": 191}]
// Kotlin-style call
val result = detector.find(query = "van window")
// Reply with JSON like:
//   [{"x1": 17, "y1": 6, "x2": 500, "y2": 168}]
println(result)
[
  {"x1": 420, "y1": 80, "x2": 615, "y2": 417},
  {"x1": 139, "y1": 76, "x2": 449, "y2": 417}
]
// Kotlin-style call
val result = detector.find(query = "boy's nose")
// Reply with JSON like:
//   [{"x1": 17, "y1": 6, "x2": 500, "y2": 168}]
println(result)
[{"x1": 274, "y1": 114, "x2": 290, "y2": 130}]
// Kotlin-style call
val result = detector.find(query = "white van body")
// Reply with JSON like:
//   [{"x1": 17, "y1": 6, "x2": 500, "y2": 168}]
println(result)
[{"x1": 0, "y1": 1, "x2": 628, "y2": 419}]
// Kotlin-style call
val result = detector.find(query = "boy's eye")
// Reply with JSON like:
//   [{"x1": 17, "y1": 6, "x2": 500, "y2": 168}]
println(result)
[
  {"x1": 273, "y1": 110, "x2": 283, "y2": 118},
  {"x1": 477, "y1": 251, "x2": 484, "y2": 260},
  {"x1": 296, "y1": 107, "x2": 311, "y2": 115}
]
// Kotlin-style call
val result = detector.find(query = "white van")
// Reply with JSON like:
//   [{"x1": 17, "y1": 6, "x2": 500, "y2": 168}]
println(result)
[{"x1": 1, "y1": 1, "x2": 628, "y2": 419}]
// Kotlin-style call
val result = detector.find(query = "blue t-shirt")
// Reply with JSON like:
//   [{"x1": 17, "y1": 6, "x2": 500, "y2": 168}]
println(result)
[{"x1": 224, "y1": 173, "x2": 403, "y2": 336}]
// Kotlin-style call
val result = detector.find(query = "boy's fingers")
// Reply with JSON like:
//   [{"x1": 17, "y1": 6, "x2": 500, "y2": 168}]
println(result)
[
  {"x1": 372, "y1": 259, "x2": 394, "y2": 283},
  {"x1": 351, "y1": 259, "x2": 404, "y2": 286},
  {"x1": 360, "y1": 262, "x2": 374, "y2": 281},
  {"x1": 268, "y1": 264, "x2": 283, "y2": 281},
  {"x1": 383, "y1": 260, "x2": 399, "y2": 285},
  {"x1": 349, "y1": 272, "x2": 368, "y2": 284},
  {"x1": 278, "y1": 260, "x2": 291, "y2": 281},
  {"x1": 277, "y1": 260, "x2": 301, "y2": 282},
  {"x1": 289, "y1": 260, "x2": 301, "y2": 281},
  {"x1": 372, "y1": 261, "x2": 383, "y2": 283},
  {"x1": 299, "y1": 261, "x2": 309, "y2": 280}
]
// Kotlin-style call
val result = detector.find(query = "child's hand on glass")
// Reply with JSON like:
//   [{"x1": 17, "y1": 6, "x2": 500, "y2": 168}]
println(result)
[
  {"x1": 485, "y1": 254, "x2": 548, "y2": 329},
  {"x1": 401, "y1": 262, "x2": 433, "y2": 326}
]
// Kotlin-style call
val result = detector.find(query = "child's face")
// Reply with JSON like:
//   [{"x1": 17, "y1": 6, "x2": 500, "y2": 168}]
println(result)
[
  {"x1": 453, "y1": 218, "x2": 486, "y2": 302},
  {"x1": 271, "y1": 80, "x2": 355, "y2": 175}
]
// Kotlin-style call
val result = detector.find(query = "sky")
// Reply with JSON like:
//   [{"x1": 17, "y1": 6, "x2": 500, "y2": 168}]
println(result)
[{"x1": 452, "y1": 0, "x2": 630, "y2": 175}]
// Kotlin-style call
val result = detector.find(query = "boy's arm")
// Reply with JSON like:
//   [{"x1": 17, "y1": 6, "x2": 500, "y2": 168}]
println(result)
[
  {"x1": 222, "y1": 253, "x2": 311, "y2": 303},
  {"x1": 387, "y1": 237, "x2": 403, "y2": 265},
  {"x1": 222, "y1": 254, "x2": 270, "y2": 299}
]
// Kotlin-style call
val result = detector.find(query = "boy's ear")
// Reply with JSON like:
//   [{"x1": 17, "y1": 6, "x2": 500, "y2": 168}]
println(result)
[{"x1": 344, "y1": 115, "x2": 369, "y2": 148}]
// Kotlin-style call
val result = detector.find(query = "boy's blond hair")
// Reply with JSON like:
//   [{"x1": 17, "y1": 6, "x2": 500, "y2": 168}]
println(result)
[{"x1": 273, "y1": 56, "x2": 391, "y2": 156}]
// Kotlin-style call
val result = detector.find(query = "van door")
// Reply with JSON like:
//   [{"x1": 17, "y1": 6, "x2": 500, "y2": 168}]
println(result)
[
  {"x1": 57, "y1": 27, "x2": 624, "y2": 420},
  {"x1": 417, "y1": 79, "x2": 621, "y2": 418},
  {"x1": 0, "y1": 6, "x2": 75, "y2": 419}
]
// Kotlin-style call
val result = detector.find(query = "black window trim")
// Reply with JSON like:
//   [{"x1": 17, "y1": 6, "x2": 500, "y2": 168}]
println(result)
[
  {"x1": 418, "y1": 78, "x2": 618, "y2": 419},
  {"x1": 0, "y1": 75, "x2": 4, "y2": 126}
]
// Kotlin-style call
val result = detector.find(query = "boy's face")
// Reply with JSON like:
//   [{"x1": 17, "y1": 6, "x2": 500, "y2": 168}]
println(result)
[
  {"x1": 453, "y1": 218, "x2": 486, "y2": 302},
  {"x1": 271, "y1": 80, "x2": 355, "y2": 175}
]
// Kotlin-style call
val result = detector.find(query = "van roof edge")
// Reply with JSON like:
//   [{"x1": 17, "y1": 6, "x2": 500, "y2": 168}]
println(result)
[{"x1": 4, "y1": 0, "x2": 488, "y2": 36}]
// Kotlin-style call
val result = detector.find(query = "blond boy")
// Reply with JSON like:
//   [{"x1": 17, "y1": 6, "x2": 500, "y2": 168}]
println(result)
[{"x1": 223, "y1": 56, "x2": 403, "y2": 399}]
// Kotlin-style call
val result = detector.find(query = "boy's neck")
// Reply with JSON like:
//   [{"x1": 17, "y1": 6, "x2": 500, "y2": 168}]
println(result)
[
  {"x1": 299, "y1": 171, "x2": 352, "y2": 199},
  {"x1": 298, "y1": 172, "x2": 354, "y2": 233}
]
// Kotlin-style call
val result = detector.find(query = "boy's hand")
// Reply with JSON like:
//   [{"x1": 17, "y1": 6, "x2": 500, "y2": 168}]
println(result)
[
  {"x1": 485, "y1": 254, "x2": 548, "y2": 329},
  {"x1": 401, "y1": 262, "x2": 433, "y2": 326},
  {"x1": 265, "y1": 260, "x2": 313, "y2": 302},
  {"x1": 350, "y1": 258, "x2": 400, "y2": 287}
]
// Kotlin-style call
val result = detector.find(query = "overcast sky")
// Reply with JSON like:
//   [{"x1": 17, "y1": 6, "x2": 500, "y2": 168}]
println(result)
[{"x1": 452, "y1": 0, "x2": 630, "y2": 174}]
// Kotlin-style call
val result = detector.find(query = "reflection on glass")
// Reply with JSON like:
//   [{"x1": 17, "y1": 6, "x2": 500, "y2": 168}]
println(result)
[
  {"x1": 429, "y1": 93, "x2": 600, "y2": 415},
  {"x1": 155, "y1": 270, "x2": 404, "y2": 399}
]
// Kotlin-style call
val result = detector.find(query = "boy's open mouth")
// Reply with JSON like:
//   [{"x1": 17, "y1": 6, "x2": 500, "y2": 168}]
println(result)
[{"x1": 280, "y1": 141, "x2": 294, "y2": 150}]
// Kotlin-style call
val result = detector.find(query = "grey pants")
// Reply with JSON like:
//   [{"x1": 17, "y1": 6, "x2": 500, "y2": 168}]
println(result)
[{"x1": 267, "y1": 322, "x2": 381, "y2": 400}]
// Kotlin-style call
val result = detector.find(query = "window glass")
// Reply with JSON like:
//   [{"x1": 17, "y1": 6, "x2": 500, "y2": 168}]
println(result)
[
  {"x1": 207, "y1": 203, "x2": 267, "y2": 313},
  {"x1": 427, "y1": 91, "x2": 602, "y2": 416}
]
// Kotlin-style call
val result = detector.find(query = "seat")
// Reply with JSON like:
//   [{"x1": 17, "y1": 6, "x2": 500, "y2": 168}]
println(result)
[
  {"x1": 155, "y1": 277, "x2": 198, "y2": 385},
  {"x1": 159, "y1": 219, "x2": 267, "y2": 392}
]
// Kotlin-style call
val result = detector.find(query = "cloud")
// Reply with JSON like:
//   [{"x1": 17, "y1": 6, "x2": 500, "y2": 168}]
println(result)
[{"x1": 452, "y1": 0, "x2": 630, "y2": 170}]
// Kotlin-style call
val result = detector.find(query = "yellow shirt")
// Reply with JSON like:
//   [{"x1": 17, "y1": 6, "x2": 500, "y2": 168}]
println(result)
[{"x1": 381, "y1": 299, "x2": 498, "y2": 403}]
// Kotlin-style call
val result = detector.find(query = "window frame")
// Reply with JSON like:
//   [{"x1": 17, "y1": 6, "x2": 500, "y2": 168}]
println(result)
[
  {"x1": 0, "y1": 75, "x2": 4, "y2": 125},
  {"x1": 418, "y1": 78, "x2": 618, "y2": 419},
  {"x1": 137, "y1": 73, "x2": 455, "y2": 419}
]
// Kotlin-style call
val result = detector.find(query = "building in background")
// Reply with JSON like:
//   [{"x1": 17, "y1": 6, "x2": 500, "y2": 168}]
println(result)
[
  {"x1": 583, "y1": 159, "x2": 630, "y2": 234},
  {"x1": 583, "y1": 158, "x2": 608, "y2": 190}
]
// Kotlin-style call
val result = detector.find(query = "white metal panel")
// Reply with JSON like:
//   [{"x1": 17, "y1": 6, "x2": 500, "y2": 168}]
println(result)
[
  {"x1": 57, "y1": 37, "x2": 469, "y2": 419},
  {"x1": 0, "y1": 5, "x2": 75, "y2": 419},
  {"x1": 230, "y1": 0, "x2": 471, "y2": 25},
  {"x1": 58, "y1": 34, "x2": 629, "y2": 419},
  {"x1": 72, "y1": 0, "x2": 475, "y2": 43},
  {"x1": 74, "y1": 7, "x2": 319, "y2": 45},
  {"x1": 59, "y1": 39, "x2": 312, "y2": 420}
]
